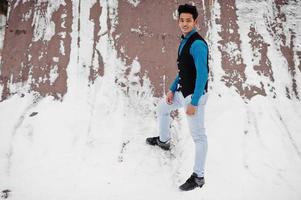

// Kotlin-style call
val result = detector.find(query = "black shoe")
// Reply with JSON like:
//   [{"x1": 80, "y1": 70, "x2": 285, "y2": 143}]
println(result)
[
  {"x1": 146, "y1": 136, "x2": 170, "y2": 151},
  {"x1": 179, "y1": 173, "x2": 205, "y2": 191}
]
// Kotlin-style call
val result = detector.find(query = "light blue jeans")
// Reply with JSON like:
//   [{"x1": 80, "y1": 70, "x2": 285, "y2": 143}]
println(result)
[{"x1": 158, "y1": 91, "x2": 208, "y2": 177}]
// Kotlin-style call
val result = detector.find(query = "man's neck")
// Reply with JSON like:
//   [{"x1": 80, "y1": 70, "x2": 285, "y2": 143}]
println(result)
[{"x1": 182, "y1": 29, "x2": 196, "y2": 38}]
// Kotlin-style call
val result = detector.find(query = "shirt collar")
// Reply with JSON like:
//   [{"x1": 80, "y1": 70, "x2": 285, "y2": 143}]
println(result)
[{"x1": 181, "y1": 28, "x2": 197, "y2": 39}]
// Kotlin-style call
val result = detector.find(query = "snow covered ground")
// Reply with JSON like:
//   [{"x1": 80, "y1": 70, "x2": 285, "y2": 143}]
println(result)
[
  {"x1": 1, "y1": 0, "x2": 301, "y2": 200},
  {"x1": 1, "y1": 73, "x2": 301, "y2": 200}
]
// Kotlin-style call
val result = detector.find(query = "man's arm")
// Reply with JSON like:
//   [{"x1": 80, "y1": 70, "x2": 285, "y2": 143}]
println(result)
[
  {"x1": 169, "y1": 75, "x2": 179, "y2": 93},
  {"x1": 190, "y1": 40, "x2": 208, "y2": 106}
]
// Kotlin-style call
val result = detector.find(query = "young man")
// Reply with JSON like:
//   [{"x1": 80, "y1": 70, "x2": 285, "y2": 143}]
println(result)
[{"x1": 146, "y1": 4, "x2": 209, "y2": 191}]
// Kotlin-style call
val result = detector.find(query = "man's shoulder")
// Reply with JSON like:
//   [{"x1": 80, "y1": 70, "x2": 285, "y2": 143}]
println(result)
[
  {"x1": 190, "y1": 32, "x2": 207, "y2": 45},
  {"x1": 190, "y1": 39, "x2": 208, "y2": 52},
  {"x1": 191, "y1": 31, "x2": 207, "y2": 41}
]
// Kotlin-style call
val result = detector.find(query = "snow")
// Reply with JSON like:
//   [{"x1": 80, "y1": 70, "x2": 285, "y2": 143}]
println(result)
[
  {"x1": 1, "y1": 80, "x2": 300, "y2": 200},
  {"x1": 32, "y1": 1, "x2": 66, "y2": 42},
  {"x1": 49, "y1": 65, "x2": 59, "y2": 85},
  {"x1": 0, "y1": 14, "x2": 6, "y2": 71},
  {"x1": 126, "y1": 0, "x2": 141, "y2": 8},
  {"x1": 0, "y1": 15, "x2": 5, "y2": 51},
  {"x1": 1, "y1": 1, "x2": 301, "y2": 200}
]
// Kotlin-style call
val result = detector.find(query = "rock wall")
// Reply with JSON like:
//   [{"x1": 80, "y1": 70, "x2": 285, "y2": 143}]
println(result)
[{"x1": 0, "y1": 0, "x2": 300, "y2": 102}]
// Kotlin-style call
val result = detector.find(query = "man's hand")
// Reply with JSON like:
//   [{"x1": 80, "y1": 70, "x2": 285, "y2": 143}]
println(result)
[
  {"x1": 186, "y1": 104, "x2": 197, "y2": 116},
  {"x1": 166, "y1": 91, "x2": 174, "y2": 105}
]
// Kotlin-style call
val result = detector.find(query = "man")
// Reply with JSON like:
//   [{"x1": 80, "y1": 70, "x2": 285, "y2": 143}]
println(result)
[{"x1": 146, "y1": 4, "x2": 209, "y2": 191}]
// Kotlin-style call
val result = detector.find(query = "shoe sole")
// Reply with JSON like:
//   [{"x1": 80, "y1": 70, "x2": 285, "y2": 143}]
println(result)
[
  {"x1": 179, "y1": 184, "x2": 204, "y2": 191},
  {"x1": 145, "y1": 140, "x2": 170, "y2": 151}
]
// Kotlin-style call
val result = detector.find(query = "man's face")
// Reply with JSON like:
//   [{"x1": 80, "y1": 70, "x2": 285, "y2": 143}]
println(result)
[{"x1": 178, "y1": 13, "x2": 197, "y2": 36}]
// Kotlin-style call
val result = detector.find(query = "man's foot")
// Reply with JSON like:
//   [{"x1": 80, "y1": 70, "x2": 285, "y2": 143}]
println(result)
[
  {"x1": 179, "y1": 173, "x2": 204, "y2": 191},
  {"x1": 146, "y1": 136, "x2": 170, "y2": 151}
]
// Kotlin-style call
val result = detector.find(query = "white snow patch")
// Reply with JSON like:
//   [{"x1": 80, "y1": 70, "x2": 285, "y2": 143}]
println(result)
[
  {"x1": 22, "y1": 10, "x2": 32, "y2": 21},
  {"x1": 126, "y1": 0, "x2": 141, "y2": 7},
  {"x1": 0, "y1": 14, "x2": 6, "y2": 52},
  {"x1": 32, "y1": 0, "x2": 66, "y2": 42},
  {"x1": 60, "y1": 40, "x2": 65, "y2": 55},
  {"x1": 49, "y1": 65, "x2": 59, "y2": 85}
]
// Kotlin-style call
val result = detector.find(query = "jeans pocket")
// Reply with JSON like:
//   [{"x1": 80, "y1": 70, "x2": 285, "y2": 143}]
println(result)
[{"x1": 184, "y1": 94, "x2": 193, "y2": 105}]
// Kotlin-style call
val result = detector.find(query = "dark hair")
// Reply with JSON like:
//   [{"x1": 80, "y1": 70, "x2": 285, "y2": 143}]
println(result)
[{"x1": 178, "y1": 4, "x2": 198, "y2": 20}]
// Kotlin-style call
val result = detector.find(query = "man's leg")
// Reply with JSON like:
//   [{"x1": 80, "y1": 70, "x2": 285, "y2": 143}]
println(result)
[
  {"x1": 158, "y1": 91, "x2": 183, "y2": 142},
  {"x1": 179, "y1": 95, "x2": 207, "y2": 191},
  {"x1": 146, "y1": 92, "x2": 183, "y2": 150},
  {"x1": 178, "y1": 94, "x2": 208, "y2": 191},
  {"x1": 186, "y1": 93, "x2": 208, "y2": 178}
]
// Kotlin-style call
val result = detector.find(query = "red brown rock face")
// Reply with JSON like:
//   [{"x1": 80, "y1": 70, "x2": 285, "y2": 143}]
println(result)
[
  {"x1": 0, "y1": 1, "x2": 34, "y2": 100},
  {"x1": 280, "y1": 31, "x2": 299, "y2": 100},
  {"x1": 248, "y1": 25, "x2": 274, "y2": 82},
  {"x1": 89, "y1": 0, "x2": 104, "y2": 82},
  {"x1": 0, "y1": 1, "x2": 300, "y2": 102},
  {"x1": 113, "y1": 0, "x2": 212, "y2": 96},
  {"x1": 297, "y1": 51, "x2": 301, "y2": 72},
  {"x1": 0, "y1": 0, "x2": 72, "y2": 101},
  {"x1": 248, "y1": 25, "x2": 276, "y2": 98},
  {"x1": 217, "y1": 0, "x2": 266, "y2": 99},
  {"x1": 264, "y1": 0, "x2": 300, "y2": 99}
]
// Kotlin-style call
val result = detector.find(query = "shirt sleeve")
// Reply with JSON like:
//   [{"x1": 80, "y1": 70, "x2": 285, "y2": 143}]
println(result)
[
  {"x1": 169, "y1": 75, "x2": 179, "y2": 93},
  {"x1": 190, "y1": 40, "x2": 208, "y2": 106}
]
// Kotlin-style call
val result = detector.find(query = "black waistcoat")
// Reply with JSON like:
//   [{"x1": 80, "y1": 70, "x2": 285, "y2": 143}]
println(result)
[{"x1": 177, "y1": 32, "x2": 208, "y2": 98}]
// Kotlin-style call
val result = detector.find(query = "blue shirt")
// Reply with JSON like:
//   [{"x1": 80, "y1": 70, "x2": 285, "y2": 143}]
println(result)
[{"x1": 169, "y1": 29, "x2": 208, "y2": 106}]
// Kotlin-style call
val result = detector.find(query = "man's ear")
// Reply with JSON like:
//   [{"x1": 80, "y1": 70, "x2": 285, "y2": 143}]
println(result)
[
  {"x1": 193, "y1": 19, "x2": 198, "y2": 27},
  {"x1": 195, "y1": 19, "x2": 200, "y2": 30}
]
